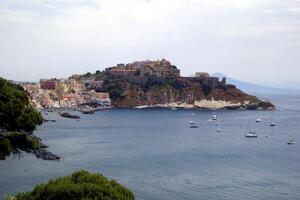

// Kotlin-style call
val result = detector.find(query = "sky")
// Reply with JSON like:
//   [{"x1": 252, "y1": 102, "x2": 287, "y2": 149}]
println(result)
[{"x1": 0, "y1": 0, "x2": 299, "y2": 86}]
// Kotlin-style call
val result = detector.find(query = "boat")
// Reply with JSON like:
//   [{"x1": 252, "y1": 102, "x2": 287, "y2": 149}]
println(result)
[
  {"x1": 216, "y1": 128, "x2": 221, "y2": 132},
  {"x1": 189, "y1": 121, "x2": 194, "y2": 124},
  {"x1": 270, "y1": 112, "x2": 276, "y2": 126},
  {"x1": 212, "y1": 115, "x2": 217, "y2": 121},
  {"x1": 59, "y1": 112, "x2": 80, "y2": 119},
  {"x1": 81, "y1": 109, "x2": 95, "y2": 114},
  {"x1": 245, "y1": 132, "x2": 258, "y2": 138},
  {"x1": 190, "y1": 124, "x2": 199, "y2": 128},
  {"x1": 245, "y1": 120, "x2": 257, "y2": 138},
  {"x1": 287, "y1": 140, "x2": 295, "y2": 145},
  {"x1": 256, "y1": 118, "x2": 262, "y2": 123}
]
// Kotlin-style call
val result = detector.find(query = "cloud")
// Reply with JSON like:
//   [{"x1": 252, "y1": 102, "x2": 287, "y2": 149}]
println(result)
[{"x1": 0, "y1": 0, "x2": 300, "y2": 83}]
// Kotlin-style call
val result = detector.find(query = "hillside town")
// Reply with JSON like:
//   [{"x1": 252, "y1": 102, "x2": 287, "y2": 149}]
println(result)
[
  {"x1": 22, "y1": 59, "x2": 231, "y2": 110},
  {"x1": 23, "y1": 78, "x2": 111, "y2": 110}
]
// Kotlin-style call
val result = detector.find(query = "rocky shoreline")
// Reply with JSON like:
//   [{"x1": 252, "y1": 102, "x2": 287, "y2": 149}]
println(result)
[
  {"x1": 134, "y1": 100, "x2": 275, "y2": 110},
  {"x1": 0, "y1": 132, "x2": 60, "y2": 161}
]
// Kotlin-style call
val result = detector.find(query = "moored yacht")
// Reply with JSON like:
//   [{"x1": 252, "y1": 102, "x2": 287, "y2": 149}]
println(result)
[
  {"x1": 190, "y1": 124, "x2": 199, "y2": 128},
  {"x1": 245, "y1": 131, "x2": 258, "y2": 138},
  {"x1": 212, "y1": 115, "x2": 217, "y2": 121},
  {"x1": 287, "y1": 140, "x2": 295, "y2": 145},
  {"x1": 245, "y1": 119, "x2": 257, "y2": 138}
]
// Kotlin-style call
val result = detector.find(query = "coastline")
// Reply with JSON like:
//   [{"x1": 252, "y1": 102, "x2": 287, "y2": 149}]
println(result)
[
  {"x1": 133, "y1": 100, "x2": 275, "y2": 110},
  {"x1": 39, "y1": 100, "x2": 275, "y2": 111}
]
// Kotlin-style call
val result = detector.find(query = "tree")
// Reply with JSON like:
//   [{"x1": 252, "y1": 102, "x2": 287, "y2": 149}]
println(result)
[
  {"x1": 10, "y1": 170, "x2": 135, "y2": 200},
  {"x1": 95, "y1": 70, "x2": 101, "y2": 75},
  {"x1": 0, "y1": 77, "x2": 43, "y2": 133}
]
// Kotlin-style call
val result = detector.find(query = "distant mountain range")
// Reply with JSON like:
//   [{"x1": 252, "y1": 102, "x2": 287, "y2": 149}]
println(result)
[{"x1": 211, "y1": 73, "x2": 299, "y2": 95}]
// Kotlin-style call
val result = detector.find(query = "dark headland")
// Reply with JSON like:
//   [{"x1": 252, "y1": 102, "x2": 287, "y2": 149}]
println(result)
[{"x1": 72, "y1": 59, "x2": 275, "y2": 110}]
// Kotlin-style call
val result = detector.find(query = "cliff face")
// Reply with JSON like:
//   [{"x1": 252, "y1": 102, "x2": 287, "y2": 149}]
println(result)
[
  {"x1": 94, "y1": 59, "x2": 275, "y2": 110},
  {"x1": 103, "y1": 76, "x2": 274, "y2": 110}
]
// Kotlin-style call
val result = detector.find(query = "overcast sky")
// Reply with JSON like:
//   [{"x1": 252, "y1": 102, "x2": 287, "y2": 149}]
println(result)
[{"x1": 0, "y1": 0, "x2": 299, "y2": 85}]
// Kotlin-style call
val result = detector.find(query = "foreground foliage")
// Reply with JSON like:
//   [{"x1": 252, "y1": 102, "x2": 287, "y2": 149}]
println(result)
[
  {"x1": 0, "y1": 77, "x2": 43, "y2": 133},
  {"x1": 8, "y1": 170, "x2": 135, "y2": 200},
  {"x1": 0, "y1": 132, "x2": 40, "y2": 160}
]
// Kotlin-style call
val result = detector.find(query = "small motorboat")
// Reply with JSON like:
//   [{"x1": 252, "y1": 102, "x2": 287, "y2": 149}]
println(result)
[
  {"x1": 270, "y1": 122, "x2": 276, "y2": 127},
  {"x1": 212, "y1": 115, "x2": 217, "y2": 121},
  {"x1": 216, "y1": 128, "x2": 221, "y2": 132},
  {"x1": 287, "y1": 140, "x2": 295, "y2": 145},
  {"x1": 190, "y1": 124, "x2": 199, "y2": 128},
  {"x1": 245, "y1": 132, "x2": 258, "y2": 138},
  {"x1": 256, "y1": 118, "x2": 262, "y2": 123},
  {"x1": 189, "y1": 121, "x2": 194, "y2": 124}
]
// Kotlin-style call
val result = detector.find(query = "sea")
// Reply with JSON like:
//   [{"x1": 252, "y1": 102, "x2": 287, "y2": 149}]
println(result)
[{"x1": 0, "y1": 93, "x2": 300, "y2": 200}]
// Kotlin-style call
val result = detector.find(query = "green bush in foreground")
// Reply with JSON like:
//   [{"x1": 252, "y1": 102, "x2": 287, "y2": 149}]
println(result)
[
  {"x1": 9, "y1": 170, "x2": 135, "y2": 200},
  {"x1": 0, "y1": 138, "x2": 11, "y2": 159},
  {"x1": 0, "y1": 77, "x2": 43, "y2": 133},
  {"x1": 0, "y1": 132, "x2": 40, "y2": 160}
]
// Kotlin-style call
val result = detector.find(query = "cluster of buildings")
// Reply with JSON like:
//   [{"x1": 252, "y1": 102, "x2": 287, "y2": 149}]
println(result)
[
  {"x1": 104, "y1": 59, "x2": 227, "y2": 91},
  {"x1": 103, "y1": 59, "x2": 181, "y2": 86},
  {"x1": 190, "y1": 72, "x2": 228, "y2": 91},
  {"x1": 22, "y1": 59, "x2": 228, "y2": 109},
  {"x1": 23, "y1": 78, "x2": 111, "y2": 109}
]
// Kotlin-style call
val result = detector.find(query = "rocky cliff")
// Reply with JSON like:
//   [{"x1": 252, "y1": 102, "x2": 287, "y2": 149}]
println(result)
[{"x1": 101, "y1": 72, "x2": 275, "y2": 110}]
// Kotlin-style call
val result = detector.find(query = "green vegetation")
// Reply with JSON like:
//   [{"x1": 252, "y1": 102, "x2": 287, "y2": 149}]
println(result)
[
  {"x1": 0, "y1": 77, "x2": 43, "y2": 133},
  {"x1": 7, "y1": 170, "x2": 135, "y2": 200},
  {"x1": 0, "y1": 138, "x2": 11, "y2": 160},
  {"x1": 0, "y1": 77, "x2": 43, "y2": 159},
  {"x1": 103, "y1": 81, "x2": 124, "y2": 101},
  {"x1": 0, "y1": 132, "x2": 40, "y2": 160}
]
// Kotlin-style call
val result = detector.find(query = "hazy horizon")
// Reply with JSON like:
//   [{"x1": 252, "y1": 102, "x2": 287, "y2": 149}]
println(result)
[{"x1": 1, "y1": 0, "x2": 300, "y2": 86}]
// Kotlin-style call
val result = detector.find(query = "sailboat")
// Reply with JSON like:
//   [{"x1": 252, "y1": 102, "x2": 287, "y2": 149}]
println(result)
[
  {"x1": 212, "y1": 115, "x2": 217, "y2": 121},
  {"x1": 245, "y1": 119, "x2": 258, "y2": 138},
  {"x1": 270, "y1": 112, "x2": 276, "y2": 126},
  {"x1": 256, "y1": 118, "x2": 262, "y2": 123},
  {"x1": 190, "y1": 124, "x2": 199, "y2": 128},
  {"x1": 287, "y1": 140, "x2": 295, "y2": 145}
]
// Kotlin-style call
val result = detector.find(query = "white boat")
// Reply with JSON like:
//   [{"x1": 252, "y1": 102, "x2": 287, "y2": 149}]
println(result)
[
  {"x1": 245, "y1": 120, "x2": 257, "y2": 138},
  {"x1": 245, "y1": 132, "x2": 258, "y2": 138},
  {"x1": 270, "y1": 112, "x2": 276, "y2": 126},
  {"x1": 189, "y1": 121, "x2": 194, "y2": 124},
  {"x1": 212, "y1": 115, "x2": 217, "y2": 121},
  {"x1": 256, "y1": 118, "x2": 262, "y2": 123},
  {"x1": 190, "y1": 124, "x2": 199, "y2": 128},
  {"x1": 287, "y1": 140, "x2": 295, "y2": 145}
]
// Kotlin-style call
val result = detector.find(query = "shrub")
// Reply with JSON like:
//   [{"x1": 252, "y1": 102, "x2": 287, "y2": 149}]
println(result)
[
  {"x1": 0, "y1": 138, "x2": 11, "y2": 160},
  {"x1": 10, "y1": 170, "x2": 135, "y2": 200},
  {"x1": 5, "y1": 132, "x2": 40, "y2": 151},
  {"x1": 0, "y1": 77, "x2": 43, "y2": 132}
]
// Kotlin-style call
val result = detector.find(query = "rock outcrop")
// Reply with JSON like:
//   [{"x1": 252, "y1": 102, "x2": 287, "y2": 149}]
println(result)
[
  {"x1": 103, "y1": 77, "x2": 273, "y2": 110},
  {"x1": 99, "y1": 59, "x2": 275, "y2": 110}
]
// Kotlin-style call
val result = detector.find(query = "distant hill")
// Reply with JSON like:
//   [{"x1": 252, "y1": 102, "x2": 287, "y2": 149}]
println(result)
[{"x1": 211, "y1": 73, "x2": 298, "y2": 95}]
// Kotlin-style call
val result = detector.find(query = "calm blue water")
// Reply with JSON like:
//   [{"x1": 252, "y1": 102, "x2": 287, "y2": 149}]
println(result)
[{"x1": 0, "y1": 94, "x2": 300, "y2": 200}]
